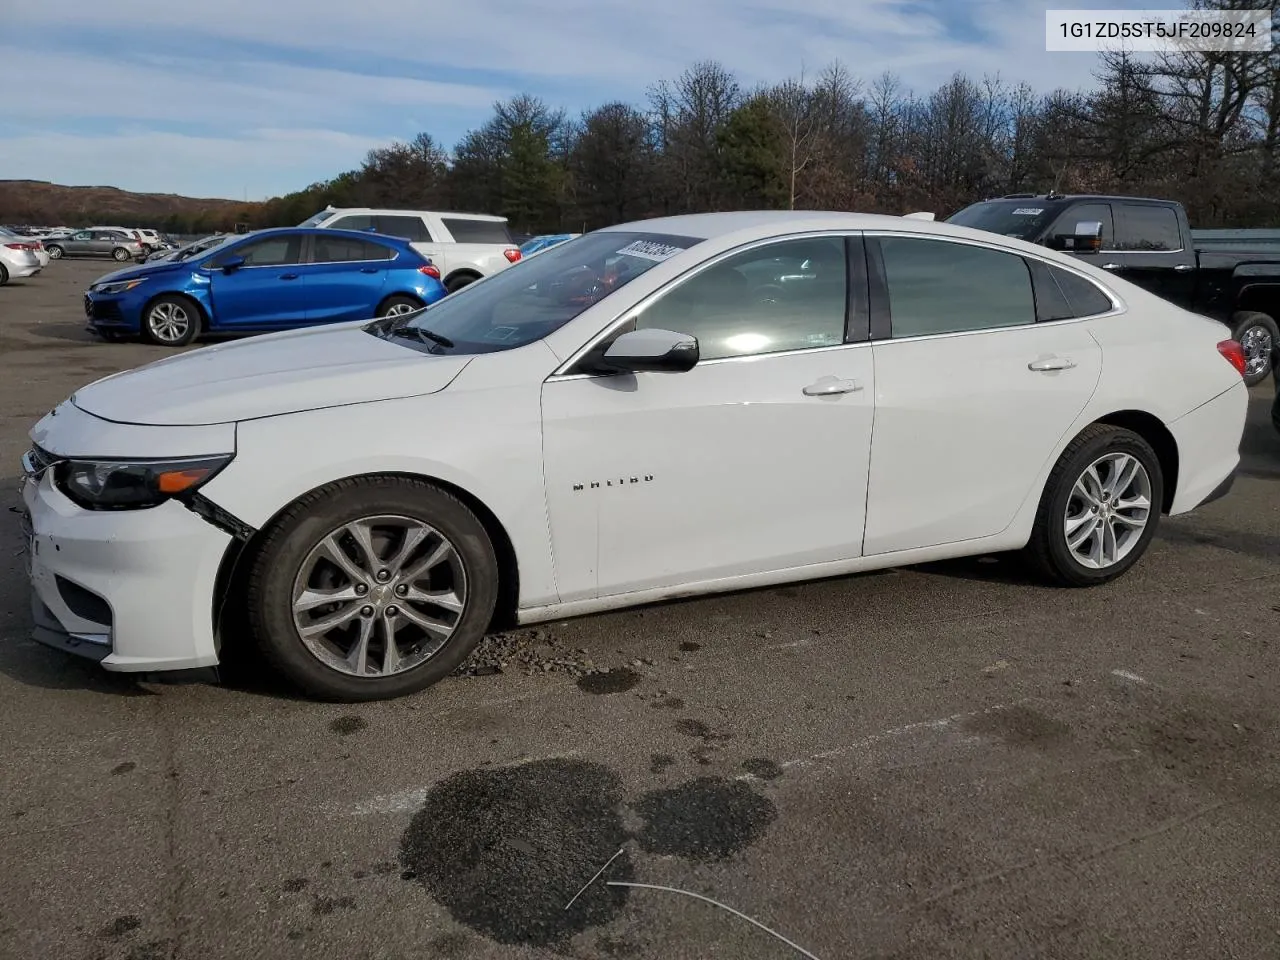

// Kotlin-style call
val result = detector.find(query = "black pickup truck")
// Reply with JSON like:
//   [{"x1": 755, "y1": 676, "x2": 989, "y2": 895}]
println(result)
[{"x1": 946, "y1": 194, "x2": 1280, "y2": 385}]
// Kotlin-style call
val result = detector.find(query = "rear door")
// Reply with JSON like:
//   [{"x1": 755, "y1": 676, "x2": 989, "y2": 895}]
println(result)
[
  {"x1": 205, "y1": 234, "x2": 307, "y2": 328},
  {"x1": 1104, "y1": 202, "x2": 1197, "y2": 305},
  {"x1": 301, "y1": 234, "x2": 395, "y2": 324},
  {"x1": 862, "y1": 233, "x2": 1104, "y2": 556}
]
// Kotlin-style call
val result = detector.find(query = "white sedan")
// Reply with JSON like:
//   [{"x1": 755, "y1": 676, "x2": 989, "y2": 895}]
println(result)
[{"x1": 19, "y1": 211, "x2": 1249, "y2": 701}]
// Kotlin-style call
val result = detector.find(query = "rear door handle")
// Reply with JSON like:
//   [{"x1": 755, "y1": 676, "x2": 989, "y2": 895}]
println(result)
[
  {"x1": 279, "y1": 273, "x2": 299, "y2": 280},
  {"x1": 1028, "y1": 357, "x2": 1076, "y2": 372},
  {"x1": 1173, "y1": 263, "x2": 1194, "y2": 272},
  {"x1": 803, "y1": 376, "x2": 862, "y2": 396},
  {"x1": 1100, "y1": 263, "x2": 1122, "y2": 270}
]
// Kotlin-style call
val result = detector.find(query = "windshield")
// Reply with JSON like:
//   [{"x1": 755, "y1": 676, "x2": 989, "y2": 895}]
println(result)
[
  {"x1": 298, "y1": 211, "x2": 332, "y2": 228},
  {"x1": 946, "y1": 200, "x2": 1066, "y2": 239},
  {"x1": 372, "y1": 230, "x2": 703, "y2": 355}
]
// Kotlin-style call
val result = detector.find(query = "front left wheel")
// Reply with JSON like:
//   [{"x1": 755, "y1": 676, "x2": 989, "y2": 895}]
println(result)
[
  {"x1": 244, "y1": 477, "x2": 499, "y2": 701},
  {"x1": 378, "y1": 295, "x2": 423, "y2": 318},
  {"x1": 142, "y1": 295, "x2": 200, "y2": 346},
  {"x1": 1022, "y1": 424, "x2": 1163, "y2": 587}
]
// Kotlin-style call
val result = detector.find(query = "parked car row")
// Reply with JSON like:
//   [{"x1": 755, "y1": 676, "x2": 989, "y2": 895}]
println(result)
[{"x1": 0, "y1": 227, "x2": 48, "y2": 284}]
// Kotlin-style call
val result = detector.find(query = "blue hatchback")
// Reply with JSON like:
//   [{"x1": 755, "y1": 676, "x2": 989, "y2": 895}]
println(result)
[{"x1": 83, "y1": 227, "x2": 448, "y2": 346}]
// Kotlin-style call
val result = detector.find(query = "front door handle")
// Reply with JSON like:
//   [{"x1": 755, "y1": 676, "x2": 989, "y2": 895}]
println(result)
[
  {"x1": 279, "y1": 273, "x2": 299, "y2": 280},
  {"x1": 803, "y1": 376, "x2": 862, "y2": 396},
  {"x1": 1028, "y1": 357, "x2": 1076, "y2": 372},
  {"x1": 1100, "y1": 263, "x2": 1122, "y2": 270},
  {"x1": 360, "y1": 267, "x2": 379, "y2": 273},
  {"x1": 1173, "y1": 263, "x2": 1194, "y2": 272}
]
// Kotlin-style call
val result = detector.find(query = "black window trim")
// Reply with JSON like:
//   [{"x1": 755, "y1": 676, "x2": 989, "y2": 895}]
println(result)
[
  {"x1": 554, "y1": 229, "x2": 873, "y2": 380},
  {"x1": 864, "y1": 231, "x2": 1123, "y2": 342}
]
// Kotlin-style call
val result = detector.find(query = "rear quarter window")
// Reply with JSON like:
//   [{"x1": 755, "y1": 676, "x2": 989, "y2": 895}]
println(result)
[{"x1": 441, "y1": 218, "x2": 513, "y2": 244}]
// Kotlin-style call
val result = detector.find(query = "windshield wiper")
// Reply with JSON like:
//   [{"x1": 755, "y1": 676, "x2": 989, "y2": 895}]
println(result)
[{"x1": 391, "y1": 326, "x2": 454, "y2": 349}]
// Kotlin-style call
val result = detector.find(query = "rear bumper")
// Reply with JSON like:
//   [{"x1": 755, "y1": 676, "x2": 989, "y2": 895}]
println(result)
[{"x1": 1168, "y1": 379, "x2": 1249, "y2": 514}]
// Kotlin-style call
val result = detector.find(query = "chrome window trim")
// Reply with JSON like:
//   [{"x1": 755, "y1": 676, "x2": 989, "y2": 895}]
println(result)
[{"x1": 548, "y1": 229, "x2": 864, "y2": 380}]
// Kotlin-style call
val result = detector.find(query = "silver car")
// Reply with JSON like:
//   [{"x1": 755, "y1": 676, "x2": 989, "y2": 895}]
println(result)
[{"x1": 45, "y1": 230, "x2": 143, "y2": 262}]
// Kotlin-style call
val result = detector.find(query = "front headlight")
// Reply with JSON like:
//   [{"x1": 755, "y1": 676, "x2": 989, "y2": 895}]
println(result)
[
  {"x1": 55, "y1": 454, "x2": 233, "y2": 510},
  {"x1": 95, "y1": 277, "x2": 147, "y2": 295}
]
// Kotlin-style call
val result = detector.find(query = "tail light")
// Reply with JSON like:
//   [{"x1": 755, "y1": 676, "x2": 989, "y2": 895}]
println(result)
[
  {"x1": 1217, "y1": 339, "x2": 1247, "y2": 377},
  {"x1": 4, "y1": 242, "x2": 34, "y2": 251},
  {"x1": 503, "y1": 248, "x2": 521, "y2": 263},
  {"x1": 418, "y1": 264, "x2": 441, "y2": 280}
]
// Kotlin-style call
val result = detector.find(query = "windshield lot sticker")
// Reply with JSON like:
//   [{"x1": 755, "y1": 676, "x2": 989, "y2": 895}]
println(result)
[
  {"x1": 1012, "y1": 208, "x2": 1044, "y2": 216},
  {"x1": 616, "y1": 240, "x2": 684, "y2": 261}
]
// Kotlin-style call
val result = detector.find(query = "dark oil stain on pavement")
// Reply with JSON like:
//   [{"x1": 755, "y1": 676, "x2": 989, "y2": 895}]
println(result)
[
  {"x1": 100, "y1": 915, "x2": 141, "y2": 938},
  {"x1": 650, "y1": 753, "x2": 676, "y2": 774},
  {"x1": 399, "y1": 759, "x2": 779, "y2": 946},
  {"x1": 329, "y1": 715, "x2": 367, "y2": 735},
  {"x1": 398, "y1": 758, "x2": 635, "y2": 947},
  {"x1": 675, "y1": 717, "x2": 733, "y2": 741},
  {"x1": 110, "y1": 761, "x2": 136, "y2": 776},
  {"x1": 965, "y1": 705, "x2": 1070, "y2": 748},
  {"x1": 282, "y1": 877, "x2": 309, "y2": 892},
  {"x1": 577, "y1": 668, "x2": 642, "y2": 695},
  {"x1": 678, "y1": 641, "x2": 702, "y2": 652},
  {"x1": 311, "y1": 894, "x2": 356, "y2": 915},
  {"x1": 633, "y1": 777, "x2": 777, "y2": 862}
]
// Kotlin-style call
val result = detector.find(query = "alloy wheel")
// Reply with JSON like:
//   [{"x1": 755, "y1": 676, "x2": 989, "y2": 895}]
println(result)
[
  {"x1": 382, "y1": 301, "x2": 419, "y2": 317},
  {"x1": 1063, "y1": 452, "x2": 1153, "y2": 569},
  {"x1": 148, "y1": 302, "x2": 190, "y2": 343},
  {"x1": 1239, "y1": 325, "x2": 1274, "y2": 378},
  {"x1": 290, "y1": 515, "x2": 467, "y2": 678}
]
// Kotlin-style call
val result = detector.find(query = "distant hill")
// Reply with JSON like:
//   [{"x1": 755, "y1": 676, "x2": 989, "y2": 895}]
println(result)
[{"x1": 0, "y1": 180, "x2": 266, "y2": 232}]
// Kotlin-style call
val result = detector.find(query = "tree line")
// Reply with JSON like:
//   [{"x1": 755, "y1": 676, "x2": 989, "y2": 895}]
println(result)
[{"x1": 255, "y1": 7, "x2": 1280, "y2": 235}]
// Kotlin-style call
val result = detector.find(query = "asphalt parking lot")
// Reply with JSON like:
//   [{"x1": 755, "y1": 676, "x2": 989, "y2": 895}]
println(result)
[{"x1": 2, "y1": 258, "x2": 1279, "y2": 960}]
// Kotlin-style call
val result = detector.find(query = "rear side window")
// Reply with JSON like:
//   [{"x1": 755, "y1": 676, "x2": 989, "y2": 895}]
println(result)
[
  {"x1": 441, "y1": 217, "x2": 513, "y2": 244},
  {"x1": 878, "y1": 236, "x2": 1035, "y2": 337},
  {"x1": 312, "y1": 236, "x2": 396, "y2": 263},
  {"x1": 1051, "y1": 265, "x2": 1114, "y2": 316},
  {"x1": 375, "y1": 215, "x2": 432, "y2": 242},
  {"x1": 1114, "y1": 204, "x2": 1182, "y2": 251}
]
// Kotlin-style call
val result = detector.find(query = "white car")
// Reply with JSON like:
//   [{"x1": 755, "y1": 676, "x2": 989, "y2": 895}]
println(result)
[
  {"x1": 299, "y1": 207, "x2": 522, "y2": 293},
  {"x1": 0, "y1": 234, "x2": 42, "y2": 282},
  {"x1": 20, "y1": 211, "x2": 1248, "y2": 701}
]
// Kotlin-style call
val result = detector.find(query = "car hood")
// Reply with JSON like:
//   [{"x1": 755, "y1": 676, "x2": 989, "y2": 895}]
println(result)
[
  {"x1": 90, "y1": 259, "x2": 186, "y2": 287},
  {"x1": 70, "y1": 323, "x2": 473, "y2": 426}
]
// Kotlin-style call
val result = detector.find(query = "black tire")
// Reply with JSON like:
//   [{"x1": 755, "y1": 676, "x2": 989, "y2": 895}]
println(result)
[
  {"x1": 1271, "y1": 385, "x2": 1280, "y2": 438},
  {"x1": 0, "y1": 263, "x2": 8, "y2": 286},
  {"x1": 111, "y1": 247, "x2": 131, "y2": 262},
  {"x1": 1230, "y1": 311, "x2": 1279, "y2": 386},
  {"x1": 1021, "y1": 424, "x2": 1164, "y2": 587},
  {"x1": 244, "y1": 477, "x2": 499, "y2": 702},
  {"x1": 377, "y1": 294, "x2": 423, "y2": 317},
  {"x1": 141, "y1": 294, "x2": 200, "y2": 346},
  {"x1": 46, "y1": 244, "x2": 64, "y2": 260},
  {"x1": 445, "y1": 272, "x2": 478, "y2": 294}
]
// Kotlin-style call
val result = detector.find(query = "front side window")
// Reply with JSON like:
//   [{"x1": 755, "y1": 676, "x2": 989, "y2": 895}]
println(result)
[
  {"x1": 375, "y1": 231, "x2": 702, "y2": 355},
  {"x1": 878, "y1": 236, "x2": 1035, "y2": 337},
  {"x1": 632, "y1": 237, "x2": 849, "y2": 360},
  {"x1": 209, "y1": 235, "x2": 302, "y2": 268},
  {"x1": 1049, "y1": 203, "x2": 1114, "y2": 249},
  {"x1": 330, "y1": 214, "x2": 373, "y2": 232}
]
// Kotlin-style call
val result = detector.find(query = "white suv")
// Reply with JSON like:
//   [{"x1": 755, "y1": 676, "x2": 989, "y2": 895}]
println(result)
[{"x1": 300, "y1": 208, "x2": 523, "y2": 292}]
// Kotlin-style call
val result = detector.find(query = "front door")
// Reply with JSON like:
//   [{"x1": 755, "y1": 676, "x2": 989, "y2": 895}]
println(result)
[
  {"x1": 863, "y1": 234, "x2": 1103, "y2": 556},
  {"x1": 205, "y1": 233, "x2": 307, "y2": 328},
  {"x1": 542, "y1": 234, "x2": 876, "y2": 602}
]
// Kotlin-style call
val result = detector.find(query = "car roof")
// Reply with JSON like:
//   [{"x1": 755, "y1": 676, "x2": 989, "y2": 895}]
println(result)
[
  {"x1": 980, "y1": 194, "x2": 1174, "y2": 205},
  {"x1": 234, "y1": 226, "x2": 415, "y2": 244},
  {"x1": 599, "y1": 210, "x2": 1026, "y2": 243},
  {"x1": 321, "y1": 207, "x2": 508, "y2": 223}
]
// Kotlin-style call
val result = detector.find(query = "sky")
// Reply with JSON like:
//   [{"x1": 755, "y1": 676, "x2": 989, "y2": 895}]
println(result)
[{"x1": 0, "y1": 0, "x2": 1152, "y2": 202}]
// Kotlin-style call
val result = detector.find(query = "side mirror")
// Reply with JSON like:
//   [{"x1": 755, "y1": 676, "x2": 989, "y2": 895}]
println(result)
[
  {"x1": 220, "y1": 255, "x2": 246, "y2": 273},
  {"x1": 1069, "y1": 220, "x2": 1103, "y2": 253},
  {"x1": 601, "y1": 328, "x2": 699, "y2": 373}
]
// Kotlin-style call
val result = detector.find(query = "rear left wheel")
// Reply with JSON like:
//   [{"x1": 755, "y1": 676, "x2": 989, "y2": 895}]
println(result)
[
  {"x1": 244, "y1": 477, "x2": 499, "y2": 702},
  {"x1": 1023, "y1": 425, "x2": 1163, "y2": 587}
]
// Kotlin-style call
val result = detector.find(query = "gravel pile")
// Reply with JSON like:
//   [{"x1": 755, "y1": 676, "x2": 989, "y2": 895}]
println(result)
[{"x1": 453, "y1": 628, "x2": 604, "y2": 678}]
